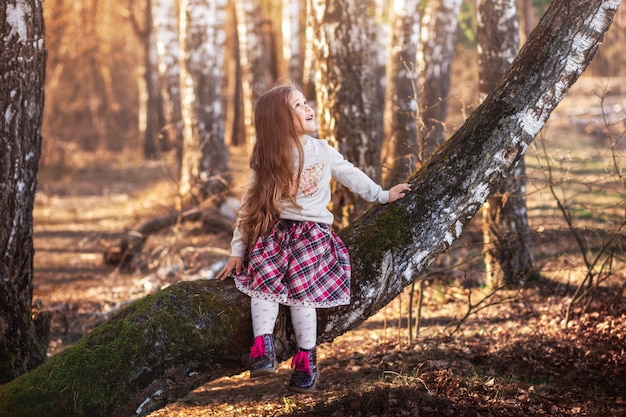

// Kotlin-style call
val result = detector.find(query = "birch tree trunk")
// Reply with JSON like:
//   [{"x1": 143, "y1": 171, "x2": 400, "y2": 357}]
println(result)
[
  {"x1": 309, "y1": 0, "x2": 386, "y2": 227},
  {"x1": 0, "y1": 0, "x2": 48, "y2": 383},
  {"x1": 417, "y1": 0, "x2": 462, "y2": 160},
  {"x1": 178, "y1": 0, "x2": 230, "y2": 204},
  {"x1": 0, "y1": 0, "x2": 620, "y2": 415},
  {"x1": 234, "y1": 0, "x2": 276, "y2": 148},
  {"x1": 383, "y1": 0, "x2": 421, "y2": 188},
  {"x1": 152, "y1": 0, "x2": 182, "y2": 154},
  {"x1": 282, "y1": 0, "x2": 305, "y2": 83},
  {"x1": 130, "y1": 0, "x2": 162, "y2": 159},
  {"x1": 192, "y1": 0, "x2": 230, "y2": 198},
  {"x1": 223, "y1": 0, "x2": 246, "y2": 147},
  {"x1": 478, "y1": 0, "x2": 536, "y2": 288}
]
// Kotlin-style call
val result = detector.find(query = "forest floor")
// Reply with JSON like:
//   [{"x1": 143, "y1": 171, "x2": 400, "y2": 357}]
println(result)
[{"x1": 32, "y1": 76, "x2": 626, "y2": 417}]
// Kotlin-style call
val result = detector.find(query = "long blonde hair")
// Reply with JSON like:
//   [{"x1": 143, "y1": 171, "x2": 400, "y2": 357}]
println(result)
[{"x1": 238, "y1": 84, "x2": 305, "y2": 246}]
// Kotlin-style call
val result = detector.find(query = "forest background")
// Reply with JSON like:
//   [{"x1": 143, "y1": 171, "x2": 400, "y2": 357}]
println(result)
[{"x1": 19, "y1": 0, "x2": 626, "y2": 415}]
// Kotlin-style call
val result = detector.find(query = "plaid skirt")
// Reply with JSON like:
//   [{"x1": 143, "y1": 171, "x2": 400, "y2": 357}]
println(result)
[{"x1": 234, "y1": 220, "x2": 351, "y2": 308}]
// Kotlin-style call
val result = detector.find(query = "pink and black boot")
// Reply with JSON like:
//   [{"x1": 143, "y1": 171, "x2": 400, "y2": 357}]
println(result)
[
  {"x1": 249, "y1": 334, "x2": 278, "y2": 378},
  {"x1": 288, "y1": 347, "x2": 319, "y2": 393}
]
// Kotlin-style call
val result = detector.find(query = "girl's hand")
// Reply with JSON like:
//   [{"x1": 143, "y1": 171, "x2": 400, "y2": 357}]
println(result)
[
  {"x1": 216, "y1": 256, "x2": 243, "y2": 280},
  {"x1": 387, "y1": 183, "x2": 411, "y2": 203}
]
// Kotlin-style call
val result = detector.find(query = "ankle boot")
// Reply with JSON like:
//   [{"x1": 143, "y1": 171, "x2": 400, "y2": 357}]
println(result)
[
  {"x1": 249, "y1": 334, "x2": 278, "y2": 378},
  {"x1": 288, "y1": 347, "x2": 319, "y2": 393}
]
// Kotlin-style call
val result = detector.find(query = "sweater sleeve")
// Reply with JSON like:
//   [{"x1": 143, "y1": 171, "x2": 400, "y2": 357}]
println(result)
[
  {"x1": 230, "y1": 221, "x2": 247, "y2": 257},
  {"x1": 229, "y1": 173, "x2": 254, "y2": 258},
  {"x1": 327, "y1": 144, "x2": 389, "y2": 204}
]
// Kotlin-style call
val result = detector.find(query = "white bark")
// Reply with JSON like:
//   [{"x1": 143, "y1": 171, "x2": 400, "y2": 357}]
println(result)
[
  {"x1": 152, "y1": 0, "x2": 182, "y2": 148},
  {"x1": 417, "y1": 0, "x2": 462, "y2": 158},
  {"x1": 309, "y1": 0, "x2": 386, "y2": 225},
  {"x1": 383, "y1": 0, "x2": 421, "y2": 187}
]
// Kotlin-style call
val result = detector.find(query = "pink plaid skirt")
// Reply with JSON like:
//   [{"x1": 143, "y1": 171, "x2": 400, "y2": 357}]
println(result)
[{"x1": 234, "y1": 220, "x2": 351, "y2": 308}]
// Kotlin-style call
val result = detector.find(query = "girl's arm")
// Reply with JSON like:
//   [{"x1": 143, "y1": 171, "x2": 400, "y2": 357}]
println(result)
[{"x1": 328, "y1": 144, "x2": 410, "y2": 203}]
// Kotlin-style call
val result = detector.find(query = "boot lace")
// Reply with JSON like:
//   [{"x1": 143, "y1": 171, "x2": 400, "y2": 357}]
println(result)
[
  {"x1": 250, "y1": 336, "x2": 266, "y2": 358},
  {"x1": 291, "y1": 351, "x2": 311, "y2": 374}
]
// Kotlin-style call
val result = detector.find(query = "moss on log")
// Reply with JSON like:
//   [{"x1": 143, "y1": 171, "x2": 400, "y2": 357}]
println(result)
[{"x1": 0, "y1": 281, "x2": 252, "y2": 417}]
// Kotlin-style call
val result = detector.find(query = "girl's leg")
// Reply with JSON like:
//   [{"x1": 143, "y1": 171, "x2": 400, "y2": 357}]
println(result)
[
  {"x1": 251, "y1": 297, "x2": 279, "y2": 336},
  {"x1": 289, "y1": 306, "x2": 317, "y2": 349},
  {"x1": 288, "y1": 306, "x2": 319, "y2": 392},
  {"x1": 249, "y1": 297, "x2": 279, "y2": 378}
]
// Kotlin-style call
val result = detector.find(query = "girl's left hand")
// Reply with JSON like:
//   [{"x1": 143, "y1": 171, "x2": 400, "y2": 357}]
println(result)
[
  {"x1": 388, "y1": 183, "x2": 411, "y2": 203},
  {"x1": 216, "y1": 256, "x2": 243, "y2": 280}
]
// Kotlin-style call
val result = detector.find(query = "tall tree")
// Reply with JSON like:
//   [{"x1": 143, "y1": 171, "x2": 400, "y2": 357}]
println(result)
[
  {"x1": 129, "y1": 0, "x2": 163, "y2": 159},
  {"x1": 478, "y1": 0, "x2": 536, "y2": 288},
  {"x1": 308, "y1": 0, "x2": 386, "y2": 227},
  {"x1": 234, "y1": 0, "x2": 276, "y2": 148},
  {"x1": 178, "y1": 0, "x2": 230, "y2": 204},
  {"x1": 281, "y1": 0, "x2": 306, "y2": 83},
  {"x1": 417, "y1": 0, "x2": 463, "y2": 160},
  {"x1": 152, "y1": 0, "x2": 182, "y2": 153},
  {"x1": 383, "y1": 0, "x2": 421, "y2": 188},
  {"x1": 0, "y1": 0, "x2": 48, "y2": 383},
  {"x1": 223, "y1": 0, "x2": 246, "y2": 147},
  {"x1": 0, "y1": 0, "x2": 620, "y2": 412}
]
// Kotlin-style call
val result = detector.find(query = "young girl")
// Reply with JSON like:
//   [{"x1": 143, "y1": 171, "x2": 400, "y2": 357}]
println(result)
[{"x1": 216, "y1": 84, "x2": 410, "y2": 393}]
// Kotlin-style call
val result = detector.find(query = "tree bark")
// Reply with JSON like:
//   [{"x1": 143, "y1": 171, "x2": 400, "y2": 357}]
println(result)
[
  {"x1": 417, "y1": 0, "x2": 462, "y2": 160},
  {"x1": 309, "y1": 0, "x2": 386, "y2": 227},
  {"x1": 152, "y1": 0, "x2": 182, "y2": 153},
  {"x1": 0, "y1": 0, "x2": 48, "y2": 383},
  {"x1": 0, "y1": 0, "x2": 620, "y2": 415},
  {"x1": 478, "y1": 0, "x2": 537, "y2": 288},
  {"x1": 234, "y1": 0, "x2": 276, "y2": 148},
  {"x1": 190, "y1": 0, "x2": 230, "y2": 199},
  {"x1": 129, "y1": 0, "x2": 163, "y2": 159},
  {"x1": 382, "y1": 0, "x2": 421, "y2": 188}
]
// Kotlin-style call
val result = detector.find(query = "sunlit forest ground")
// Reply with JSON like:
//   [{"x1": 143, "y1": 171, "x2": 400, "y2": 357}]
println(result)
[{"x1": 32, "y1": 73, "x2": 625, "y2": 416}]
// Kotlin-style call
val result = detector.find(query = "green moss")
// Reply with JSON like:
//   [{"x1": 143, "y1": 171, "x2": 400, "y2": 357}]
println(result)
[
  {"x1": 346, "y1": 204, "x2": 414, "y2": 277},
  {"x1": 0, "y1": 281, "x2": 245, "y2": 417}
]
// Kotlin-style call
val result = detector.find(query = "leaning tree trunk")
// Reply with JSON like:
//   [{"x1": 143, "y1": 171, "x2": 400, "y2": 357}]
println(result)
[
  {"x1": 0, "y1": 0, "x2": 620, "y2": 415},
  {"x1": 478, "y1": 0, "x2": 537, "y2": 288},
  {"x1": 0, "y1": 0, "x2": 48, "y2": 383}
]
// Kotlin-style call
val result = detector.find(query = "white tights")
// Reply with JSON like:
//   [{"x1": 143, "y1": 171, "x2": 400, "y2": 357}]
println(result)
[{"x1": 250, "y1": 297, "x2": 317, "y2": 350}]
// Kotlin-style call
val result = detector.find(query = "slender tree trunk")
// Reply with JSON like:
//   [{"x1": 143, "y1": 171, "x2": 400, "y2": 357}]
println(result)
[
  {"x1": 0, "y1": 0, "x2": 48, "y2": 383},
  {"x1": 309, "y1": 0, "x2": 386, "y2": 227},
  {"x1": 234, "y1": 0, "x2": 276, "y2": 148},
  {"x1": 478, "y1": 0, "x2": 536, "y2": 288},
  {"x1": 417, "y1": 0, "x2": 462, "y2": 160},
  {"x1": 152, "y1": 0, "x2": 182, "y2": 153},
  {"x1": 282, "y1": 0, "x2": 304, "y2": 83},
  {"x1": 192, "y1": 0, "x2": 231, "y2": 198},
  {"x1": 522, "y1": 0, "x2": 535, "y2": 42},
  {"x1": 383, "y1": 0, "x2": 421, "y2": 188},
  {"x1": 129, "y1": 0, "x2": 162, "y2": 159},
  {"x1": 223, "y1": 0, "x2": 245, "y2": 147},
  {"x1": 0, "y1": 0, "x2": 620, "y2": 414},
  {"x1": 178, "y1": 0, "x2": 230, "y2": 204},
  {"x1": 178, "y1": 0, "x2": 200, "y2": 204}
]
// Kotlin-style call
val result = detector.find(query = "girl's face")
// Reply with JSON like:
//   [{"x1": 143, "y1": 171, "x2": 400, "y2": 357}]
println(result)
[{"x1": 289, "y1": 90, "x2": 316, "y2": 137}]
